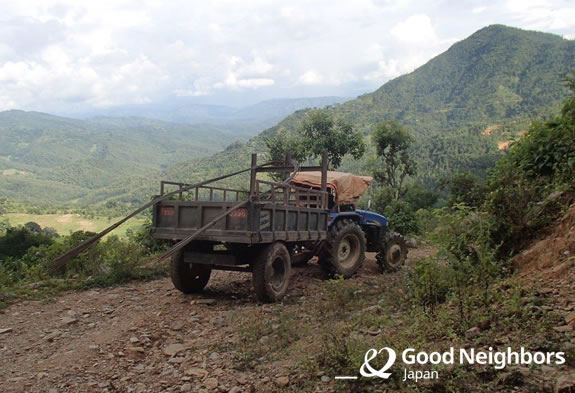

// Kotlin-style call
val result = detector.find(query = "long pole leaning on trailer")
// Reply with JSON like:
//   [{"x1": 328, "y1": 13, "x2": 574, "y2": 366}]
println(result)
[
  {"x1": 52, "y1": 161, "x2": 271, "y2": 272},
  {"x1": 53, "y1": 151, "x2": 325, "y2": 271}
]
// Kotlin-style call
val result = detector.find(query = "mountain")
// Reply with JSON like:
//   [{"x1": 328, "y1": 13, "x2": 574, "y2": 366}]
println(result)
[
  {"x1": 0, "y1": 111, "x2": 239, "y2": 203},
  {"x1": 0, "y1": 96, "x2": 350, "y2": 205},
  {"x1": 69, "y1": 96, "x2": 350, "y2": 135},
  {"x1": 79, "y1": 25, "x2": 575, "y2": 208}
]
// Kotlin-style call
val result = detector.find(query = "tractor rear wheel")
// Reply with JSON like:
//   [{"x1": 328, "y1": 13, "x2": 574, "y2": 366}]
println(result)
[
  {"x1": 252, "y1": 242, "x2": 291, "y2": 302},
  {"x1": 170, "y1": 249, "x2": 212, "y2": 293},
  {"x1": 319, "y1": 219, "x2": 366, "y2": 278},
  {"x1": 376, "y1": 232, "x2": 408, "y2": 273}
]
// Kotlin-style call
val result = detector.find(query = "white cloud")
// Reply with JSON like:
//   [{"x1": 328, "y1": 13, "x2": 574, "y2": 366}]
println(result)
[
  {"x1": 506, "y1": 0, "x2": 575, "y2": 30},
  {"x1": 213, "y1": 54, "x2": 277, "y2": 90},
  {"x1": 298, "y1": 70, "x2": 324, "y2": 85},
  {"x1": 0, "y1": 0, "x2": 573, "y2": 111},
  {"x1": 215, "y1": 75, "x2": 275, "y2": 89},
  {"x1": 391, "y1": 14, "x2": 438, "y2": 44}
]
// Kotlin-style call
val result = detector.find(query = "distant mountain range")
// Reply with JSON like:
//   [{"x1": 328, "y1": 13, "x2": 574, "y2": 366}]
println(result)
[
  {"x1": 0, "y1": 97, "x2": 349, "y2": 204},
  {"x1": 64, "y1": 96, "x2": 350, "y2": 135},
  {"x1": 77, "y1": 25, "x2": 575, "y2": 208}
]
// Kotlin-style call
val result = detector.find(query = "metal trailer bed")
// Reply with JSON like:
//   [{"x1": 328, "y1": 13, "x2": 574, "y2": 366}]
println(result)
[{"x1": 149, "y1": 153, "x2": 330, "y2": 301}]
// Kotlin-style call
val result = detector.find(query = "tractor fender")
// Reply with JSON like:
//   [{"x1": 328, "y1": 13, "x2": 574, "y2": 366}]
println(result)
[{"x1": 327, "y1": 211, "x2": 362, "y2": 227}]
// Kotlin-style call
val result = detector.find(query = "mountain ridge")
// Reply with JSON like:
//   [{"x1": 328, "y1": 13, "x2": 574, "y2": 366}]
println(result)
[
  {"x1": 77, "y1": 24, "x2": 575, "y2": 207},
  {"x1": 0, "y1": 97, "x2": 351, "y2": 205}
]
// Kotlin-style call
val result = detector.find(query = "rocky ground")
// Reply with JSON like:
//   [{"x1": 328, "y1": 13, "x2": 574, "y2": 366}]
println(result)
[
  {"x1": 0, "y1": 250, "x2": 425, "y2": 393},
  {"x1": 1, "y1": 245, "x2": 574, "y2": 393}
]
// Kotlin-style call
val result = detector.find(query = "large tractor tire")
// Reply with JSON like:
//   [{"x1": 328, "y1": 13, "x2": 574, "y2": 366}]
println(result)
[
  {"x1": 170, "y1": 249, "x2": 212, "y2": 294},
  {"x1": 252, "y1": 242, "x2": 292, "y2": 302},
  {"x1": 376, "y1": 232, "x2": 408, "y2": 273},
  {"x1": 319, "y1": 219, "x2": 366, "y2": 278}
]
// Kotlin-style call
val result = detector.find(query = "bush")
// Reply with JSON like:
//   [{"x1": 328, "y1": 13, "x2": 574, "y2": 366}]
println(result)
[
  {"x1": 383, "y1": 200, "x2": 420, "y2": 235},
  {"x1": 0, "y1": 224, "x2": 55, "y2": 261},
  {"x1": 408, "y1": 257, "x2": 451, "y2": 315},
  {"x1": 483, "y1": 75, "x2": 575, "y2": 256},
  {"x1": 444, "y1": 171, "x2": 487, "y2": 208},
  {"x1": 0, "y1": 228, "x2": 165, "y2": 298},
  {"x1": 403, "y1": 184, "x2": 439, "y2": 210},
  {"x1": 127, "y1": 220, "x2": 169, "y2": 254},
  {"x1": 371, "y1": 186, "x2": 395, "y2": 213},
  {"x1": 413, "y1": 205, "x2": 508, "y2": 328}
]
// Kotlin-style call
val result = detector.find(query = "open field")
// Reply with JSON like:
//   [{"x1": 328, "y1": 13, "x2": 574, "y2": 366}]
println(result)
[{"x1": 2, "y1": 213, "x2": 146, "y2": 237}]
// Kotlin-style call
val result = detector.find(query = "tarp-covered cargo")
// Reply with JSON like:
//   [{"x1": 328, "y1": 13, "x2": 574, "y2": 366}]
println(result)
[{"x1": 291, "y1": 171, "x2": 373, "y2": 205}]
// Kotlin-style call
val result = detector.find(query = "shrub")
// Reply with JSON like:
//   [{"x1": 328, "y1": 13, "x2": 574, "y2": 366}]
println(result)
[
  {"x1": 371, "y1": 186, "x2": 395, "y2": 213},
  {"x1": 408, "y1": 257, "x2": 451, "y2": 315},
  {"x1": 383, "y1": 200, "x2": 420, "y2": 235},
  {"x1": 403, "y1": 184, "x2": 439, "y2": 210},
  {"x1": 0, "y1": 225, "x2": 55, "y2": 261},
  {"x1": 484, "y1": 75, "x2": 575, "y2": 255},
  {"x1": 127, "y1": 220, "x2": 169, "y2": 254},
  {"x1": 444, "y1": 171, "x2": 487, "y2": 208}
]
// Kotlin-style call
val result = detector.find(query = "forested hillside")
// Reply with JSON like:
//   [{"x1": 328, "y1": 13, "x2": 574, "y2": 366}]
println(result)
[
  {"x1": 0, "y1": 96, "x2": 349, "y2": 206},
  {"x1": 0, "y1": 111, "x2": 238, "y2": 203},
  {"x1": 82, "y1": 25, "x2": 575, "y2": 208}
]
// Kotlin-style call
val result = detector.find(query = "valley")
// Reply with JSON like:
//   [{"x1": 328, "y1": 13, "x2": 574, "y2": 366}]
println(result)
[{"x1": 1, "y1": 21, "x2": 575, "y2": 393}]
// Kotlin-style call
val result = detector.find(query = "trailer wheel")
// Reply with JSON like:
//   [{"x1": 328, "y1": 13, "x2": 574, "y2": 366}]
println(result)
[
  {"x1": 319, "y1": 219, "x2": 366, "y2": 278},
  {"x1": 252, "y1": 242, "x2": 291, "y2": 302},
  {"x1": 170, "y1": 249, "x2": 212, "y2": 293},
  {"x1": 376, "y1": 232, "x2": 408, "y2": 273}
]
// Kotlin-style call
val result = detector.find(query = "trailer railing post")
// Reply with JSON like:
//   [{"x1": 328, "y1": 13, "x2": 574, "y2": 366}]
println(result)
[
  {"x1": 321, "y1": 151, "x2": 328, "y2": 209},
  {"x1": 284, "y1": 152, "x2": 292, "y2": 181},
  {"x1": 249, "y1": 153, "x2": 258, "y2": 198}
]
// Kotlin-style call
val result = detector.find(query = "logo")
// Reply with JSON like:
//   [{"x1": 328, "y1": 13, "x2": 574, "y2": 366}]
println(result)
[
  {"x1": 335, "y1": 346, "x2": 566, "y2": 383},
  {"x1": 336, "y1": 347, "x2": 396, "y2": 380},
  {"x1": 360, "y1": 348, "x2": 396, "y2": 379}
]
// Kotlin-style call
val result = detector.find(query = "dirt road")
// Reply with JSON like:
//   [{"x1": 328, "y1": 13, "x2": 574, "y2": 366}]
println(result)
[{"x1": 0, "y1": 249, "x2": 434, "y2": 393}]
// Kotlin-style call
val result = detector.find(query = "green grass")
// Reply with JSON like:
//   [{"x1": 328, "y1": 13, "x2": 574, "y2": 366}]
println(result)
[{"x1": 3, "y1": 213, "x2": 146, "y2": 237}]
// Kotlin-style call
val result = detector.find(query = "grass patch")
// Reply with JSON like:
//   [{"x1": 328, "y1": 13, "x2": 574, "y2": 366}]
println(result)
[{"x1": 4, "y1": 213, "x2": 146, "y2": 238}]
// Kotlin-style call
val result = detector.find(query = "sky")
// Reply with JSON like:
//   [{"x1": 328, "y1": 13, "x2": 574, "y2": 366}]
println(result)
[{"x1": 0, "y1": 0, "x2": 574, "y2": 112}]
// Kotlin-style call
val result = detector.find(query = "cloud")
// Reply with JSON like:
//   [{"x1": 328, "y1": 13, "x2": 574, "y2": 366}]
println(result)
[
  {"x1": 213, "y1": 54, "x2": 276, "y2": 89},
  {"x1": 0, "y1": 0, "x2": 573, "y2": 111},
  {"x1": 391, "y1": 14, "x2": 438, "y2": 44},
  {"x1": 298, "y1": 70, "x2": 324, "y2": 85},
  {"x1": 506, "y1": 0, "x2": 575, "y2": 30}
]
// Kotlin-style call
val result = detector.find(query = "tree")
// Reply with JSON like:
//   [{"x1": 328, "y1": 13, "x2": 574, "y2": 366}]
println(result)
[
  {"x1": 0, "y1": 226, "x2": 54, "y2": 261},
  {"x1": 372, "y1": 120, "x2": 417, "y2": 200},
  {"x1": 264, "y1": 132, "x2": 307, "y2": 164},
  {"x1": 403, "y1": 184, "x2": 439, "y2": 210},
  {"x1": 298, "y1": 110, "x2": 365, "y2": 168},
  {"x1": 265, "y1": 109, "x2": 365, "y2": 169},
  {"x1": 443, "y1": 171, "x2": 486, "y2": 208}
]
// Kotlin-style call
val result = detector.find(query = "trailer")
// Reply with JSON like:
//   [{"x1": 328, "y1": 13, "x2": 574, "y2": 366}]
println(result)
[
  {"x1": 54, "y1": 151, "x2": 406, "y2": 303},
  {"x1": 150, "y1": 153, "x2": 331, "y2": 302}
]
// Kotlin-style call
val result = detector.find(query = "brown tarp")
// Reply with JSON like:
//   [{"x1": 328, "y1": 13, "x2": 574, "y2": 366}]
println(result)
[{"x1": 291, "y1": 171, "x2": 373, "y2": 205}]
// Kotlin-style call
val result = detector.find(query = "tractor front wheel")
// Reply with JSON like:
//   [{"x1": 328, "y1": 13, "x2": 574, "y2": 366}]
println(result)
[{"x1": 376, "y1": 232, "x2": 408, "y2": 273}]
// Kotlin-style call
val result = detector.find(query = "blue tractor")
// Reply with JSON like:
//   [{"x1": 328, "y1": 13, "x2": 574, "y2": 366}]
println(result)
[{"x1": 291, "y1": 171, "x2": 408, "y2": 277}]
